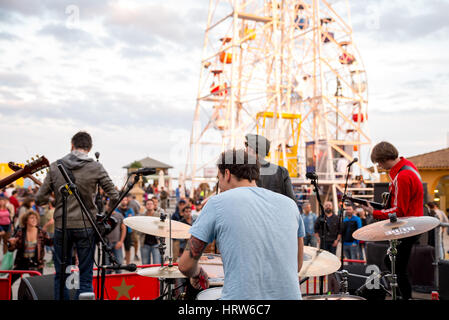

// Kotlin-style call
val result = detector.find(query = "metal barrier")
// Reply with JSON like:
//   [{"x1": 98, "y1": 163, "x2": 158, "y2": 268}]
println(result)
[{"x1": 0, "y1": 270, "x2": 42, "y2": 300}]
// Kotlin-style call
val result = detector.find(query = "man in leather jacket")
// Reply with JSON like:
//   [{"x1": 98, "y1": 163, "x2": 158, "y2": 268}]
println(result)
[{"x1": 245, "y1": 134, "x2": 296, "y2": 201}]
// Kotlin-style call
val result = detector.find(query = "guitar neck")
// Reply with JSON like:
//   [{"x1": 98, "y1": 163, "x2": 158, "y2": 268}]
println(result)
[
  {"x1": 25, "y1": 174, "x2": 42, "y2": 186},
  {"x1": 345, "y1": 196, "x2": 385, "y2": 210},
  {"x1": 0, "y1": 170, "x2": 26, "y2": 189}
]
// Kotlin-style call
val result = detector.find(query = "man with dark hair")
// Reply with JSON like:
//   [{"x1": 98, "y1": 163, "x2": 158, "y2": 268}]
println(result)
[
  {"x1": 363, "y1": 141, "x2": 423, "y2": 300},
  {"x1": 36, "y1": 131, "x2": 120, "y2": 300},
  {"x1": 244, "y1": 133, "x2": 296, "y2": 200},
  {"x1": 178, "y1": 149, "x2": 305, "y2": 299}
]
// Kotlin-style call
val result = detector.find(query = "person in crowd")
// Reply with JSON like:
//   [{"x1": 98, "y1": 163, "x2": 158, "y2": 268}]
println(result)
[
  {"x1": 362, "y1": 141, "x2": 424, "y2": 300},
  {"x1": 0, "y1": 196, "x2": 12, "y2": 254},
  {"x1": 35, "y1": 131, "x2": 120, "y2": 300},
  {"x1": 9, "y1": 190, "x2": 20, "y2": 217},
  {"x1": 428, "y1": 201, "x2": 448, "y2": 258},
  {"x1": 341, "y1": 205, "x2": 362, "y2": 263},
  {"x1": 151, "y1": 197, "x2": 165, "y2": 217},
  {"x1": 40, "y1": 199, "x2": 56, "y2": 266},
  {"x1": 314, "y1": 201, "x2": 341, "y2": 254},
  {"x1": 140, "y1": 200, "x2": 161, "y2": 265},
  {"x1": 16, "y1": 197, "x2": 35, "y2": 228},
  {"x1": 355, "y1": 206, "x2": 370, "y2": 260},
  {"x1": 178, "y1": 206, "x2": 196, "y2": 256},
  {"x1": 105, "y1": 209, "x2": 126, "y2": 274},
  {"x1": 126, "y1": 194, "x2": 141, "y2": 261},
  {"x1": 115, "y1": 198, "x2": 135, "y2": 265},
  {"x1": 7, "y1": 210, "x2": 52, "y2": 284},
  {"x1": 244, "y1": 134, "x2": 296, "y2": 201},
  {"x1": 160, "y1": 187, "x2": 169, "y2": 210},
  {"x1": 172, "y1": 199, "x2": 187, "y2": 222},
  {"x1": 178, "y1": 149, "x2": 304, "y2": 299},
  {"x1": 175, "y1": 185, "x2": 181, "y2": 203},
  {"x1": 301, "y1": 202, "x2": 317, "y2": 247}
]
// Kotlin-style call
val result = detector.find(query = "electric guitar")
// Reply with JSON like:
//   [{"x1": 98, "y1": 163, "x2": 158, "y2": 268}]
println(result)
[
  {"x1": 344, "y1": 192, "x2": 391, "y2": 210},
  {"x1": 8, "y1": 162, "x2": 45, "y2": 186},
  {"x1": 0, "y1": 156, "x2": 49, "y2": 189}
]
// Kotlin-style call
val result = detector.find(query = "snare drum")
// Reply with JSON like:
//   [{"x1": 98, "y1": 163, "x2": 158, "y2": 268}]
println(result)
[
  {"x1": 196, "y1": 287, "x2": 223, "y2": 300},
  {"x1": 302, "y1": 294, "x2": 366, "y2": 300}
]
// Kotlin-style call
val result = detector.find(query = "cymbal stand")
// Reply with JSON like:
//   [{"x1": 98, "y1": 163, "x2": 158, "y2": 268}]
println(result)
[
  {"x1": 387, "y1": 239, "x2": 399, "y2": 301},
  {"x1": 156, "y1": 211, "x2": 176, "y2": 300},
  {"x1": 336, "y1": 270, "x2": 349, "y2": 294}
]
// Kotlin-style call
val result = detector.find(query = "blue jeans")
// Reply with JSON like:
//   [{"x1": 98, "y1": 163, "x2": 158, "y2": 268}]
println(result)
[
  {"x1": 54, "y1": 228, "x2": 96, "y2": 300},
  {"x1": 141, "y1": 244, "x2": 161, "y2": 265},
  {"x1": 304, "y1": 234, "x2": 317, "y2": 247},
  {"x1": 343, "y1": 243, "x2": 359, "y2": 264}
]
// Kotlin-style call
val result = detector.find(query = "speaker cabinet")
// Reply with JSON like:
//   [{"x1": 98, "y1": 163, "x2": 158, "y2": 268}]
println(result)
[{"x1": 18, "y1": 274, "x2": 76, "y2": 300}]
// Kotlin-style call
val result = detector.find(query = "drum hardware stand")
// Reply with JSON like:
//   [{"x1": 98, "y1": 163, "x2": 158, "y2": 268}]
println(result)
[
  {"x1": 56, "y1": 163, "x2": 138, "y2": 300},
  {"x1": 385, "y1": 213, "x2": 400, "y2": 301},
  {"x1": 156, "y1": 211, "x2": 178, "y2": 300},
  {"x1": 336, "y1": 270, "x2": 349, "y2": 294},
  {"x1": 307, "y1": 172, "x2": 327, "y2": 295}
]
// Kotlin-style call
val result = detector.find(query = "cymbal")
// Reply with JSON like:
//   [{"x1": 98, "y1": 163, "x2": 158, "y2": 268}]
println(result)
[
  {"x1": 123, "y1": 216, "x2": 191, "y2": 239},
  {"x1": 353, "y1": 216, "x2": 440, "y2": 242},
  {"x1": 299, "y1": 246, "x2": 341, "y2": 278},
  {"x1": 137, "y1": 265, "x2": 186, "y2": 279}
]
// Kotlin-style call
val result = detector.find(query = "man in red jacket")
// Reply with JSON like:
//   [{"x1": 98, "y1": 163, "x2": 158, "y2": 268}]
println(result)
[{"x1": 363, "y1": 141, "x2": 423, "y2": 300}]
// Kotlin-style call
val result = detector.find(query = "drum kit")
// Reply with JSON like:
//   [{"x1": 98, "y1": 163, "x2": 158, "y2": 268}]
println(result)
[{"x1": 124, "y1": 211, "x2": 440, "y2": 301}]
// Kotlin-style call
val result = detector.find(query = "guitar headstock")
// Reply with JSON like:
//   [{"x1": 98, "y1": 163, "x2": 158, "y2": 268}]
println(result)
[
  {"x1": 23, "y1": 155, "x2": 50, "y2": 175},
  {"x1": 8, "y1": 162, "x2": 23, "y2": 172}
]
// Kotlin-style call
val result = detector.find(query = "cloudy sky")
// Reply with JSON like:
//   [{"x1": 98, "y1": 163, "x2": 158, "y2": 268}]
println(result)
[{"x1": 0, "y1": 0, "x2": 448, "y2": 187}]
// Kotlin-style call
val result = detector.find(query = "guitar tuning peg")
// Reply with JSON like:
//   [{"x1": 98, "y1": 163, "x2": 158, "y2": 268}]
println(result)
[
  {"x1": 46, "y1": 168, "x2": 49, "y2": 173},
  {"x1": 40, "y1": 171, "x2": 44, "y2": 175},
  {"x1": 31, "y1": 157, "x2": 35, "y2": 161},
  {"x1": 26, "y1": 160, "x2": 30, "y2": 164}
]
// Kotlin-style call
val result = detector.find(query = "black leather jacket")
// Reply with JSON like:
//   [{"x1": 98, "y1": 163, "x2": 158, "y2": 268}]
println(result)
[{"x1": 256, "y1": 160, "x2": 296, "y2": 201}]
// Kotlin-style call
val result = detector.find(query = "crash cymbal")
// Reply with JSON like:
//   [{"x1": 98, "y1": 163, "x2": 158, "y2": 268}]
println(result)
[
  {"x1": 299, "y1": 246, "x2": 341, "y2": 278},
  {"x1": 352, "y1": 216, "x2": 440, "y2": 242},
  {"x1": 137, "y1": 265, "x2": 186, "y2": 279},
  {"x1": 124, "y1": 216, "x2": 191, "y2": 239}
]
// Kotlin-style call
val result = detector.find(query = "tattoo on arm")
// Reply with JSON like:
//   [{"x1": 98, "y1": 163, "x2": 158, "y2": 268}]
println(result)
[{"x1": 185, "y1": 236, "x2": 207, "y2": 260}]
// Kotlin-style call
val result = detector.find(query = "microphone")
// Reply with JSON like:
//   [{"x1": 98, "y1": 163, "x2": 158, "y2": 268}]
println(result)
[
  {"x1": 130, "y1": 168, "x2": 157, "y2": 176},
  {"x1": 347, "y1": 157, "x2": 358, "y2": 168},
  {"x1": 95, "y1": 152, "x2": 100, "y2": 160},
  {"x1": 106, "y1": 263, "x2": 137, "y2": 272},
  {"x1": 306, "y1": 171, "x2": 318, "y2": 180}
]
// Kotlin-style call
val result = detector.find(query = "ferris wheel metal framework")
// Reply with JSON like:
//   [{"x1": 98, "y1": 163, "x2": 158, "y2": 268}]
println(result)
[{"x1": 185, "y1": 0, "x2": 377, "y2": 204}]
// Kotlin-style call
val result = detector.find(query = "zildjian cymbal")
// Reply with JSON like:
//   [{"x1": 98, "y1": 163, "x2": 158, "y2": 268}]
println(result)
[{"x1": 352, "y1": 216, "x2": 440, "y2": 242}]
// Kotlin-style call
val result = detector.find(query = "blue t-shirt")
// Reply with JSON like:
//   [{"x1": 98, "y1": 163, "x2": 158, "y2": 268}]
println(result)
[
  {"x1": 189, "y1": 186, "x2": 305, "y2": 300},
  {"x1": 342, "y1": 215, "x2": 362, "y2": 246},
  {"x1": 301, "y1": 212, "x2": 317, "y2": 235},
  {"x1": 116, "y1": 207, "x2": 135, "y2": 233}
]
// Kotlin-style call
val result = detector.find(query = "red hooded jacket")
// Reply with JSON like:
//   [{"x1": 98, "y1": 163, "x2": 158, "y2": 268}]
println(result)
[{"x1": 373, "y1": 157, "x2": 423, "y2": 220}]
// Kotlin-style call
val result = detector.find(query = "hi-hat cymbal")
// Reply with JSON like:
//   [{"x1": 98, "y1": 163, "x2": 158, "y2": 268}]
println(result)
[
  {"x1": 137, "y1": 265, "x2": 186, "y2": 279},
  {"x1": 353, "y1": 216, "x2": 440, "y2": 242},
  {"x1": 123, "y1": 216, "x2": 191, "y2": 239},
  {"x1": 299, "y1": 246, "x2": 341, "y2": 278}
]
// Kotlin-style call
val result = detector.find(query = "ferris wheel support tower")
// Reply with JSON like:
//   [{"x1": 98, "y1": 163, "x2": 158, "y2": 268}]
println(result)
[{"x1": 185, "y1": 0, "x2": 378, "y2": 205}]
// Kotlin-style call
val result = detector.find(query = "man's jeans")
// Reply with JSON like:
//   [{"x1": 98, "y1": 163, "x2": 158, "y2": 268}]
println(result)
[
  {"x1": 141, "y1": 244, "x2": 161, "y2": 265},
  {"x1": 304, "y1": 234, "x2": 317, "y2": 247},
  {"x1": 54, "y1": 228, "x2": 96, "y2": 300},
  {"x1": 343, "y1": 243, "x2": 359, "y2": 264}
]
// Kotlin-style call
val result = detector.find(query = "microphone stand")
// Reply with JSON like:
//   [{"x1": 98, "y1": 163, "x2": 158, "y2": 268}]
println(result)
[
  {"x1": 308, "y1": 174, "x2": 327, "y2": 295},
  {"x1": 94, "y1": 152, "x2": 103, "y2": 298},
  {"x1": 56, "y1": 163, "x2": 135, "y2": 300},
  {"x1": 339, "y1": 160, "x2": 356, "y2": 269}
]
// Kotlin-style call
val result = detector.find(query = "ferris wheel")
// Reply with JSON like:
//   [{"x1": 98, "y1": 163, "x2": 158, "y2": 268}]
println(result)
[{"x1": 185, "y1": 0, "x2": 375, "y2": 191}]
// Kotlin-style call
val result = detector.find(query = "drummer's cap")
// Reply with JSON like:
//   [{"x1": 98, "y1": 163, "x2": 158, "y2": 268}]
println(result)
[{"x1": 245, "y1": 134, "x2": 270, "y2": 156}]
